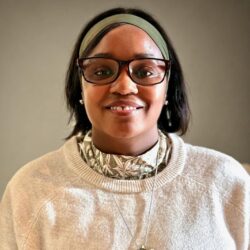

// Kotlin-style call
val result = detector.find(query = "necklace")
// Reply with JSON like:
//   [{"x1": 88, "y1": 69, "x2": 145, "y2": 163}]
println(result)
[
  {"x1": 79, "y1": 130, "x2": 170, "y2": 249},
  {"x1": 112, "y1": 145, "x2": 161, "y2": 250}
]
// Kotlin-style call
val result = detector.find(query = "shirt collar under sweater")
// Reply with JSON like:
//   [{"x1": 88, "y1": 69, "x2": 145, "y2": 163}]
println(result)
[
  {"x1": 78, "y1": 130, "x2": 170, "y2": 180},
  {"x1": 63, "y1": 132, "x2": 186, "y2": 193}
]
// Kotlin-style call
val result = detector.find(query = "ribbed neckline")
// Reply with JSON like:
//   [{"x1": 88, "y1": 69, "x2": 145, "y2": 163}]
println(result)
[{"x1": 63, "y1": 133, "x2": 186, "y2": 193}]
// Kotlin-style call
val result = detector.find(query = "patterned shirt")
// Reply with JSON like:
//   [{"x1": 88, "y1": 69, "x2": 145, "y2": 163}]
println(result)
[{"x1": 78, "y1": 130, "x2": 171, "y2": 180}]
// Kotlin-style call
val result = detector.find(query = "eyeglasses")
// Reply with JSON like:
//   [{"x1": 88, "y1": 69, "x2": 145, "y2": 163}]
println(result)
[{"x1": 77, "y1": 57, "x2": 170, "y2": 86}]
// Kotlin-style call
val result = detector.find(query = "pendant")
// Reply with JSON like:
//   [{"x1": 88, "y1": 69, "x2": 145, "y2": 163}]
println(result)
[{"x1": 139, "y1": 245, "x2": 154, "y2": 250}]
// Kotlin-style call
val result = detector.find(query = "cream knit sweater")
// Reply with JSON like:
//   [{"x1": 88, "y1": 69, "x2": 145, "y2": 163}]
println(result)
[{"x1": 0, "y1": 133, "x2": 249, "y2": 250}]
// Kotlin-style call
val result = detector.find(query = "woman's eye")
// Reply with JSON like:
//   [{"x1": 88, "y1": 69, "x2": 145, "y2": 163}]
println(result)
[
  {"x1": 135, "y1": 69, "x2": 153, "y2": 78},
  {"x1": 94, "y1": 68, "x2": 113, "y2": 77}
]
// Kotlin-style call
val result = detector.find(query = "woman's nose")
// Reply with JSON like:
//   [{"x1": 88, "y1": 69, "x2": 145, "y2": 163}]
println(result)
[{"x1": 109, "y1": 69, "x2": 138, "y2": 95}]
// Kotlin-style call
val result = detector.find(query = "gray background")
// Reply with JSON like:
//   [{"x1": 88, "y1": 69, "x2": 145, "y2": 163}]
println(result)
[{"x1": 0, "y1": 0, "x2": 249, "y2": 197}]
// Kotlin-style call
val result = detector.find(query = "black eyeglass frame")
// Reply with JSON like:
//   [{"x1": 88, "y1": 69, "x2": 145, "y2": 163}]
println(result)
[{"x1": 76, "y1": 57, "x2": 171, "y2": 86}]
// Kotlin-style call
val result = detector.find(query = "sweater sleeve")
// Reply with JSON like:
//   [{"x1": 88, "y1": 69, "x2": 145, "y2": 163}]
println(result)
[
  {"x1": 0, "y1": 183, "x2": 19, "y2": 250},
  {"x1": 0, "y1": 173, "x2": 52, "y2": 250},
  {"x1": 0, "y1": 164, "x2": 48, "y2": 250},
  {"x1": 218, "y1": 158, "x2": 250, "y2": 250},
  {"x1": 0, "y1": 149, "x2": 67, "y2": 250},
  {"x1": 184, "y1": 144, "x2": 250, "y2": 249}
]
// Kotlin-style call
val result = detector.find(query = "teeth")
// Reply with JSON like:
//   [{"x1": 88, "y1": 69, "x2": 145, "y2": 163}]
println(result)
[{"x1": 110, "y1": 106, "x2": 137, "y2": 111}]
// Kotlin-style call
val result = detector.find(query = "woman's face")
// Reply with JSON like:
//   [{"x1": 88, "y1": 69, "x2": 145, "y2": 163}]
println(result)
[{"x1": 82, "y1": 24, "x2": 167, "y2": 143}]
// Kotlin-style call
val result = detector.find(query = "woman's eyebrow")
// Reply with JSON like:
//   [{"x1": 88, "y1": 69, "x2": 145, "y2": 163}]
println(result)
[
  {"x1": 91, "y1": 52, "x2": 156, "y2": 59},
  {"x1": 133, "y1": 53, "x2": 155, "y2": 58},
  {"x1": 91, "y1": 53, "x2": 113, "y2": 58}
]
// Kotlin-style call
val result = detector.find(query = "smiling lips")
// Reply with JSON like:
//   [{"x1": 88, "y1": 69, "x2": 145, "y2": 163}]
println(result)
[
  {"x1": 110, "y1": 106, "x2": 138, "y2": 111},
  {"x1": 105, "y1": 101, "x2": 144, "y2": 114}
]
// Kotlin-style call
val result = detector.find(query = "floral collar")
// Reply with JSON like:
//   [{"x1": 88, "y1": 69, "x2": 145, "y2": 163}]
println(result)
[{"x1": 78, "y1": 130, "x2": 171, "y2": 180}]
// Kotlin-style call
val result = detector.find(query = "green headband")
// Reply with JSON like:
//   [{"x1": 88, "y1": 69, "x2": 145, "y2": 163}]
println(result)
[{"x1": 78, "y1": 13, "x2": 170, "y2": 60}]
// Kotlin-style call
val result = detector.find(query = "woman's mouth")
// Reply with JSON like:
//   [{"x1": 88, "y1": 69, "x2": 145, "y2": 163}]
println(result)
[
  {"x1": 106, "y1": 105, "x2": 143, "y2": 116},
  {"x1": 104, "y1": 100, "x2": 145, "y2": 115},
  {"x1": 105, "y1": 100, "x2": 144, "y2": 108},
  {"x1": 110, "y1": 106, "x2": 139, "y2": 111}
]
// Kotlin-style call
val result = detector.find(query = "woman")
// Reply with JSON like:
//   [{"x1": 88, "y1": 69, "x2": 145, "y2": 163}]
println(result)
[{"x1": 0, "y1": 8, "x2": 249, "y2": 250}]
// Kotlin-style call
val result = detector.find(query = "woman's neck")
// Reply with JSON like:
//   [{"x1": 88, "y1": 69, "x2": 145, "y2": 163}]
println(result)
[{"x1": 91, "y1": 128, "x2": 159, "y2": 156}]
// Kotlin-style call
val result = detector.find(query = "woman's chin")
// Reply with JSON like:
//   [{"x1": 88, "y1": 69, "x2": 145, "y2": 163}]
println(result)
[{"x1": 107, "y1": 127, "x2": 141, "y2": 139}]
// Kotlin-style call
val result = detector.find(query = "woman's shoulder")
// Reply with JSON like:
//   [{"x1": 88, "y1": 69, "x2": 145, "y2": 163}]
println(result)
[
  {"x1": 6, "y1": 148, "x2": 62, "y2": 195},
  {"x1": 3, "y1": 137, "x2": 80, "y2": 200},
  {"x1": 15, "y1": 146, "x2": 62, "y2": 176},
  {"x1": 181, "y1": 141, "x2": 249, "y2": 191},
  {"x1": 10, "y1": 136, "x2": 80, "y2": 182},
  {"x1": 165, "y1": 133, "x2": 249, "y2": 182},
  {"x1": 186, "y1": 142, "x2": 246, "y2": 171},
  {"x1": 167, "y1": 133, "x2": 248, "y2": 184}
]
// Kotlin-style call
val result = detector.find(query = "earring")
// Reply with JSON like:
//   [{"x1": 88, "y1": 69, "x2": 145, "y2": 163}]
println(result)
[
  {"x1": 166, "y1": 108, "x2": 172, "y2": 127},
  {"x1": 79, "y1": 99, "x2": 84, "y2": 105},
  {"x1": 164, "y1": 100, "x2": 168, "y2": 106}
]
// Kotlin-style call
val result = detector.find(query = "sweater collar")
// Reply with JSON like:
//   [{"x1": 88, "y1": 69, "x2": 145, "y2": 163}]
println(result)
[
  {"x1": 63, "y1": 132, "x2": 186, "y2": 193},
  {"x1": 78, "y1": 130, "x2": 168, "y2": 180}
]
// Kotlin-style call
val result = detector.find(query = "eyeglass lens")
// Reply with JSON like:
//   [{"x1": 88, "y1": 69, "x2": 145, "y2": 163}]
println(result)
[{"x1": 80, "y1": 58, "x2": 167, "y2": 85}]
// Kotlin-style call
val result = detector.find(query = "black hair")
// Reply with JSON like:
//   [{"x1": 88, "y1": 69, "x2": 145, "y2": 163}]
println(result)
[{"x1": 65, "y1": 7, "x2": 190, "y2": 138}]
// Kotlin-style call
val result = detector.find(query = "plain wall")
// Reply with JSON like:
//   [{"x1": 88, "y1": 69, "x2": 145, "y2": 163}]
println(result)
[{"x1": 0, "y1": 0, "x2": 249, "y2": 197}]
